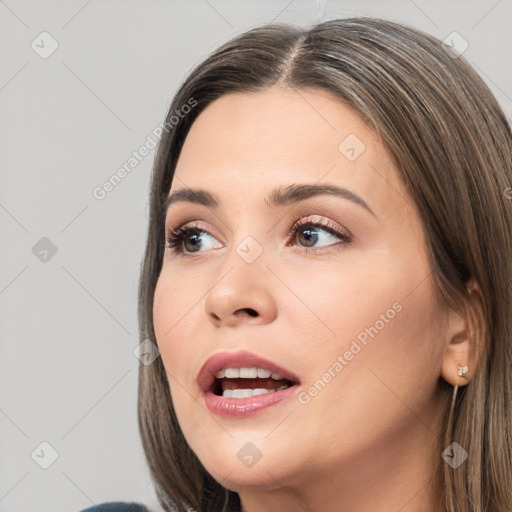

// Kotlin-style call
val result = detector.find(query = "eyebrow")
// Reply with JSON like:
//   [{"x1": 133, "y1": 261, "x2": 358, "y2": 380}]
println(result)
[{"x1": 162, "y1": 183, "x2": 376, "y2": 218}]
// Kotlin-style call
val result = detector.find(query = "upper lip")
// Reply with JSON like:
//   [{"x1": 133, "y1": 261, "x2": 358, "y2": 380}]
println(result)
[{"x1": 197, "y1": 350, "x2": 301, "y2": 393}]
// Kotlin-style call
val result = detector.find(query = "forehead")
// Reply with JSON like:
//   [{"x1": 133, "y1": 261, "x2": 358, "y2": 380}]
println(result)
[{"x1": 172, "y1": 86, "x2": 412, "y2": 220}]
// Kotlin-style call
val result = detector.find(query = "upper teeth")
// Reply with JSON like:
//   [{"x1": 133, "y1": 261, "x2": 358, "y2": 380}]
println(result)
[{"x1": 215, "y1": 367, "x2": 283, "y2": 380}]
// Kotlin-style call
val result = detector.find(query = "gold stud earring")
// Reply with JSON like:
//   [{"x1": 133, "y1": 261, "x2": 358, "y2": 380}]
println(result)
[{"x1": 458, "y1": 365, "x2": 469, "y2": 378}]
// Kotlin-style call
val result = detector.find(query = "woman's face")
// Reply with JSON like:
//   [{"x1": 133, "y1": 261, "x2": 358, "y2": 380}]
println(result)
[{"x1": 153, "y1": 86, "x2": 449, "y2": 503}]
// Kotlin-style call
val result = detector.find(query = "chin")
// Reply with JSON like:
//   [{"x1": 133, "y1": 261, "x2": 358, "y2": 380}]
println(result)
[
  {"x1": 206, "y1": 457, "x2": 297, "y2": 492},
  {"x1": 185, "y1": 432, "x2": 308, "y2": 490}
]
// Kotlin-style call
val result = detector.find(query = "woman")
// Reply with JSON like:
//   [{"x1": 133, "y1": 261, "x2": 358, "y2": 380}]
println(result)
[{"x1": 84, "y1": 16, "x2": 512, "y2": 512}]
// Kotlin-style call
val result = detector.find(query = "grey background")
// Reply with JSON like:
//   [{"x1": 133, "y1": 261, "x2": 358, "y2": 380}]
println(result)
[{"x1": 1, "y1": 1, "x2": 510, "y2": 511}]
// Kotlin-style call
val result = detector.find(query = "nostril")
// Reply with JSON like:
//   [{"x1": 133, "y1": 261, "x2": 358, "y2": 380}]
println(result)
[{"x1": 236, "y1": 308, "x2": 258, "y2": 317}]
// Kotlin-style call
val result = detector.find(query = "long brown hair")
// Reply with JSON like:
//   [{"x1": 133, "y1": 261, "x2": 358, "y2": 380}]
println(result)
[{"x1": 137, "y1": 17, "x2": 512, "y2": 512}]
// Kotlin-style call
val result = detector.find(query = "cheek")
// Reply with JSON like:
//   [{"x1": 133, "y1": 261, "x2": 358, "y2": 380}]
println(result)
[
  {"x1": 153, "y1": 275, "x2": 208, "y2": 435},
  {"x1": 290, "y1": 269, "x2": 444, "y2": 459},
  {"x1": 152, "y1": 270, "x2": 201, "y2": 379},
  {"x1": 291, "y1": 249, "x2": 444, "y2": 399},
  {"x1": 282, "y1": 253, "x2": 420, "y2": 352}
]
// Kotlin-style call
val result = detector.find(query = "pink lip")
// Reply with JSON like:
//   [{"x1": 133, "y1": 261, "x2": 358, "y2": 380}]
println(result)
[{"x1": 197, "y1": 350, "x2": 301, "y2": 418}]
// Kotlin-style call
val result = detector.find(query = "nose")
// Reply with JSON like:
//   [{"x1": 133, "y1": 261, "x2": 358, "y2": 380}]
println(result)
[{"x1": 204, "y1": 265, "x2": 278, "y2": 328}]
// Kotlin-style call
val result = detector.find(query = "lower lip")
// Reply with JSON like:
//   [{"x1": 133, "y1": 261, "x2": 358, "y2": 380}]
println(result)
[{"x1": 203, "y1": 385, "x2": 299, "y2": 418}]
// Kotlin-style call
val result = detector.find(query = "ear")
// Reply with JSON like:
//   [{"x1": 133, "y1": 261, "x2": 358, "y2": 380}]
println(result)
[{"x1": 441, "y1": 278, "x2": 485, "y2": 387}]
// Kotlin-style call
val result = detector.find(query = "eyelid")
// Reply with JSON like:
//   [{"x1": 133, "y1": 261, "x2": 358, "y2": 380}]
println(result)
[
  {"x1": 287, "y1": 215, "x2": 352, "y2": 240},
  {"x1": 166, "y1": 216, "x2": 350, "y2": 239},
  {"x1": 166, "y1": 220, "x2": 221, "y2": 241}
]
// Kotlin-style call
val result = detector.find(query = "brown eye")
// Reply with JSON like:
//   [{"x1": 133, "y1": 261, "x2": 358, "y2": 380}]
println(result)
[{"x1": 289, "y1": 219, "x2": 352, "y2": 251}]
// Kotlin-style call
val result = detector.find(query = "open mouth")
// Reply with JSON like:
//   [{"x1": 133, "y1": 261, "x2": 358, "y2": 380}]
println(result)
[
  {"x1": 198, "y1": 350, "x2": 301, "y2": 417},
  {"x1": 211, "y1": 367, "x2": 296, "y2": 398}
]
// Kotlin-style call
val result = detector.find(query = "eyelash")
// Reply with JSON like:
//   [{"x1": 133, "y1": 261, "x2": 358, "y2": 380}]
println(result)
[{"x1": 165, "y1": 217, "x2": 352, "y2": 257}]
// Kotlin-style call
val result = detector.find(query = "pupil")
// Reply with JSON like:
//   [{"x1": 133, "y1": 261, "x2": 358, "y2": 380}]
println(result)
[{"x1": 300, "y1": 227, "x2": 318, "y2": 247}]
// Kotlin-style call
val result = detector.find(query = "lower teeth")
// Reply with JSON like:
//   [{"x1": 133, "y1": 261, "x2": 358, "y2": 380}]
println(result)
[{"x1": 222, "y1": 385, "x2": 289, "y2": 398}]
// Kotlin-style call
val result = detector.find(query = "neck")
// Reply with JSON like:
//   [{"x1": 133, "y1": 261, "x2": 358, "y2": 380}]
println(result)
[{"x1": 237, "y1": 406, "x2": 447, "y2": 512}]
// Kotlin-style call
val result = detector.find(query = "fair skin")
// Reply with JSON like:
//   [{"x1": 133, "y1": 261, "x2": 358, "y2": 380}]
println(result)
[{"x1": 153, "y1": 86, "x2": 477, "y2": 512}]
